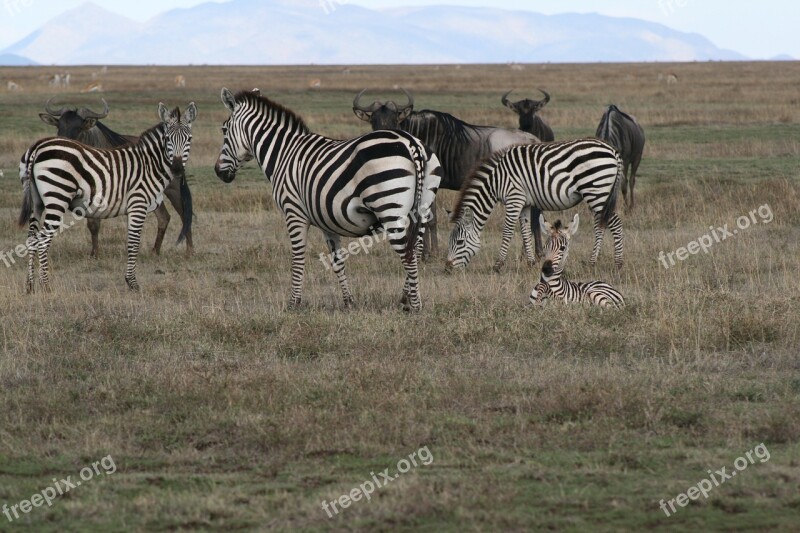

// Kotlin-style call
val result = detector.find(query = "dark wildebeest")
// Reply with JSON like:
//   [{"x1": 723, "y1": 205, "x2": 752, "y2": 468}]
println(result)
[
  {"x1": 501, "y1": 89, "x2": 555, "y2": 143},
  {"x1": 595, "y1": 104, "x2": 645, "y2": 213},
  {"x1": 38, "y1": 97, "x2": 193, "y2": 256},
  {"x1": 353, "y1": 89, "x2": 541, "y2": 261}
]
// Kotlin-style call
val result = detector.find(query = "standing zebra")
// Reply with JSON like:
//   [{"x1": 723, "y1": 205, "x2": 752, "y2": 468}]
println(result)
[
  {"x1": 529, "y1": 259, "x2": 625, "y2": 309},
  {"x1": 446, "y1": 138, "x2": 624, "y2": 272},
  {"x1": 595, "y1": 105, "x2": 645, "y2": 213},
  {"x1": 215, "y1": 88, "x2": 441, "y2": 311},
  {"x1": 19, "y1": 102, "x2": 196, "y2": 293}
]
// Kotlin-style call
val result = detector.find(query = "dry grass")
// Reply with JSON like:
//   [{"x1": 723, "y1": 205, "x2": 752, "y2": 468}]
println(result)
[{"x1": 0, "y1": 62, "x2": 799, "y2": 531}]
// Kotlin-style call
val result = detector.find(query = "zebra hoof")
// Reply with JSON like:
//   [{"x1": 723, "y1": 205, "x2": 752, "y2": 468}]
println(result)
[
  {"x1": 343, "y1": 298, "x2": 355, "y2": 310},
  {"x1": 287, "y1": 299, "x2": 303, "y2": 311},
  {"x1": 493, "y1": 261, "x2": 505, "y2": 273}
]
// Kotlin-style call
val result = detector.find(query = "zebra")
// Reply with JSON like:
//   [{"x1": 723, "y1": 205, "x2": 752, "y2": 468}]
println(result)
[
  {"x1": 19, "y1": 102, "x2": 196, "y2": 293},
  {"x1": 501, "y1": 89, "x2": 555, "y2": 142},
  {"x1": 529, "y1": 259, "x2": 625, "y2": 309},
  {"x1": 215, "y1": 88, "x2": 442, "y2": 312},
  {"x1": 595, "y1": 105, "x2": 645, "y2": 213},
  {"x1": 539, "y1": 213, "x2": 579, "y2": 270},
  {"x1": 445, "y1": 138, "x2": 624, "y2": 272}
]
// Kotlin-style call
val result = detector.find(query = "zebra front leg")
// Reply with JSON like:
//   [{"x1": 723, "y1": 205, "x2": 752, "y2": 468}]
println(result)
[
  {"x1": 494, "y1": 200, "x2": 524, "y2": 273},
  {"x1": 519, "y1": 206, "x2": 537, "y2": 267},
  {"x1": 286, "y1": 218, "x2": 309, "y2": 309},
  {"x1": 125, "y1": 209, "x2": 146, "y2": 291},
  {"x1": 324, "y1": 233, "x2": 355, "y2": 308},
  {"x1": 86, "y1": 218, "x2": 101, "y2": 258}
]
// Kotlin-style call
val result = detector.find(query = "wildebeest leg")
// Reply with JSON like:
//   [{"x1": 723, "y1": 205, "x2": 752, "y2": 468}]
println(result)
[
  {"x1": 494, "y1": 198, "x2": 524, "y2": 273},
  {"x1": 151, "y1": 203, "x2": 170, "y2": 256},
  {"x1": 629, "y1": 154, "x2": 642, "y2": 212},
  {"x1": 324, "y1": 232, "x2": 354, "y2": 308},
  {"x1": 86, "y1": 218, "x2": 101, "y2": 258},
  {"x1": 164, "y1": 179, "x2": 194, "y2": 256},
  {"x1": 518, "y1": 206, "x2": 537, "y2": 267},
  {"x1": 530, "y1": 205, "x2": 543, "y2": 260},
  {"x1": 425, "y1": 200, "x2": 439, "y2": 259},
  {"x1": 125, "y1": 207, "x2": 146, "y2": 291},
  {"x1": 622, "y1": 162, "x2": 631, "y2": 213}
]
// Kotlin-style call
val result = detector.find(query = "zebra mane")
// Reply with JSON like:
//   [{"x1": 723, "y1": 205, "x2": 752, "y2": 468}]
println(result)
[
  {"x1": 450, "y1": 153, "x2": 499, "y2": 222},
  {"x1": 234, "y1": 90, "x2": 310, "y2": 134}
]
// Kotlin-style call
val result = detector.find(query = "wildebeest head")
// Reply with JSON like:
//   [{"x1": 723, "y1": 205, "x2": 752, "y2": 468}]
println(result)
[
  {"x1": 352, "y1": 88, "x2": 414, "y2": 130},
  {"x1": 501, "y1": 89, "x2": 550, "y2": 131},
  {"x1": 39, "y1": 97, "x2": 109, "y2": 139}
]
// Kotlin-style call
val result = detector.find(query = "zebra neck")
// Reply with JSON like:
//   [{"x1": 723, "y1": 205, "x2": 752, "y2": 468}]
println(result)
[
  {"x1": 247, "y1": 113, "x2": 308, "y2": 180},
  {"x1": 459, "y1": 172, "x2": 499, "y2": 227},
  {"x1": 129, "y1": 127, "x2": 173, "y2": 183}
]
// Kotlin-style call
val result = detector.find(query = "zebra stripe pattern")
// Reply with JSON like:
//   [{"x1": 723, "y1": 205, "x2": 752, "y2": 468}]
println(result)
[
  {"x1": 530, "y1": 259, "x2": 625, "y2": 309},
  {"x1": 446, "y1": 138, "x2": 624, "y2": 272},
  {"x1": 214, "y1": 89, "x2": 441, "y2": 311},
  {"x1": 19, "y1": 103, "x2": 196, "y2": 292}
]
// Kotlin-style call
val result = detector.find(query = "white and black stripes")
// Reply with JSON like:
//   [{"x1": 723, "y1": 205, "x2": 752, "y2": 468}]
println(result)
[
  {"x1": 215, "y1": 89, "x2": 441, "y2": 311},
  {"x1": 20, "y1": 103, "x2": 196, "y2": 292},
  {"x1": 446, "y1": 138, "x2": 624, "y2": 271},
  {"x1": 530, "y1": 259, "x2": 625, "y2": 309}
]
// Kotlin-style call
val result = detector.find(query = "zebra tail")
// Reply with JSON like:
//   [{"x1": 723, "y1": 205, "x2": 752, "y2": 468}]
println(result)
[
  {"x1": 176, "y1": 175, "x2": 193, "y2": 246},
  {"x1": 600, "y1": 152, "x2": 622, "y2": 227},
  {"x1": 17, "y1": 148, "x2": 35, "y2": 229},
  {"x1": 404, "y1": 142, "x2": 427, "y2": 261}
]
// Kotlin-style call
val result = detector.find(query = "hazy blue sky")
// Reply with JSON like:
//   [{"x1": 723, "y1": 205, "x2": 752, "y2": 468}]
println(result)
[{"x1": 1, "y1": 0, "x2": 795, "y2": 59}]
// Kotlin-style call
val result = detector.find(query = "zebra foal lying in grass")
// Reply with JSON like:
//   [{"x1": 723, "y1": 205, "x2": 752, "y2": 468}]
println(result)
[{"x1": 529, "y1": 259, "x2": 625, "y2": 309}]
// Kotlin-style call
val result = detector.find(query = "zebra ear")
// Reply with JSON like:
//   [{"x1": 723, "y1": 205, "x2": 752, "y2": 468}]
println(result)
[
  {"x1": 568, "y1": 213, "x2": 579, "y2": 236},
  {"x1": 183, "y1": 102, "x2": 198, "y2": 125},
  {"x1": 158, "y1": 102, "x2": 170, "y2": 123},
  {"x1": 539, "y1": 214, "x2": 552, "y2": 234},
  {"x1": 221, "y1": 88, "x2": 236, "y2": 113}
]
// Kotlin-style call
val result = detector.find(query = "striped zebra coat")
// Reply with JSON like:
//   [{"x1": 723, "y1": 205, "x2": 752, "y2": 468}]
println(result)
[
  {"x1": 446, "y1": 138, "x2": 624, "y2": 272},
  {"x1": 19, "y1": 103, "x2": 196, "y2": 293},
  {"x1": 529, "y1": 259, "x2": 625, "y2": 309},
  {"x1": 215, "y1": 89, "x2": 442, "y2": 311}
]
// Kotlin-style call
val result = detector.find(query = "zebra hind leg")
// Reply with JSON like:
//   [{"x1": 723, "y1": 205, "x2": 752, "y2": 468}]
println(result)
[
  {"x1": 36, "y1": 226, "x2": 58, "y2": 293},
  {"x1": 324, "y1": 233, "x2": 355, "y2": 309},
  {"x1": 608, "y1": 213, "x2": 624, "y2": 269},
  {"x1": 590, "y1": 213, "x2": 606, "y2": 268},
  {"x1": 25, "y1": 221, "x2": 39, "y2": 294}
]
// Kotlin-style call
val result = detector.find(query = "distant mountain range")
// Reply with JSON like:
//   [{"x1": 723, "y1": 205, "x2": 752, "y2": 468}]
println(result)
[{"x1": 1, "y1": 0, "x2": 755, "y2": 65}]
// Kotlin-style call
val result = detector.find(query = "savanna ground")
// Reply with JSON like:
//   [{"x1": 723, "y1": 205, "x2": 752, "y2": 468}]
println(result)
[{"x1": 0, "y1": 62, "x2": 799, "y2": 531}]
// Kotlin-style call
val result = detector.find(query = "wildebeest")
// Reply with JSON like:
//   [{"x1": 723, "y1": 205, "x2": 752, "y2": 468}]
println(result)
[
  {"x1": 501, "y1": 89, "x2": 555, "y2": 142},
  {"x1": 595, "y1": 104, "x2": 645, "y2": 212},
  {"x1": 353, "y1": 88, "x2": 541, "y2": 260},
  {"x1": 38, "y1": 97, "x2": 193, "y2": 256}
]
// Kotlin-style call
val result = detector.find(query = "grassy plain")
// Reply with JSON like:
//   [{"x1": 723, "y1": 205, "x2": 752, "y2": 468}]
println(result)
[{"x1": 0, "y1": 62, "x2": 799, "y2": 531}]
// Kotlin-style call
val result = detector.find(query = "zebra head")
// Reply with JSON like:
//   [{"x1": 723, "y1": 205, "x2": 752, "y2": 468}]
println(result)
[
  {"x1": 352, "y1": 88, "x2": 414, "y2": 131},
  {"x1": 157, "y1": 101, "x2": 197, "y2": 178},
  {"x1": 445, "y1": 207, "x2": 482, "y2": 271},
  {"x1": 502, "y1": 89, "x2": 550, "y2": 132},
  {"x1": 215, "y1": 87, "x2": 256, "y2": 183},
  {"x1": 540, "y1": 213, "x2": 579, "y2": 270}
]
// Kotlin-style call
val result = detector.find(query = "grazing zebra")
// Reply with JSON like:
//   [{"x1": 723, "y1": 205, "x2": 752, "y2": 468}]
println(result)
[
  {"x1": 19, "y1": 102, "x2": 196, "y2": 293},
  {"x1": 215, "y1": 88, "x2": 442, "y2": 311},
  {"x1": 529, "y1": 259, "x2": 625, "y2": 309},
  {"x1": 446, "y1": 138, "x2": 624, "y2": 272},
  {"x1": 596, "y1": 105, "x2": 645, "y2": 213}
]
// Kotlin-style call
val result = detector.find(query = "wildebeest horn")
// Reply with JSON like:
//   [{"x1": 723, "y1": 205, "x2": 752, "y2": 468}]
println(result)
[
  {"x1": 501, "y1": 89, "x2": 515, "y2": 109},
  {"x1": 400, "y1": 87, "x2": 414, "y2": 110},
  {"x1": 353, "y1": 88, "x2": 375, "y2": 112},
  {"x1": 538, "y1": 88, "x2": 551, "y2": 105},
  {"x1": 77, "y1": 98, "x2": 109, "y2": 120},
  {"x1": 44, "y1": 96, "x2": 69, "y2": 117}
]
